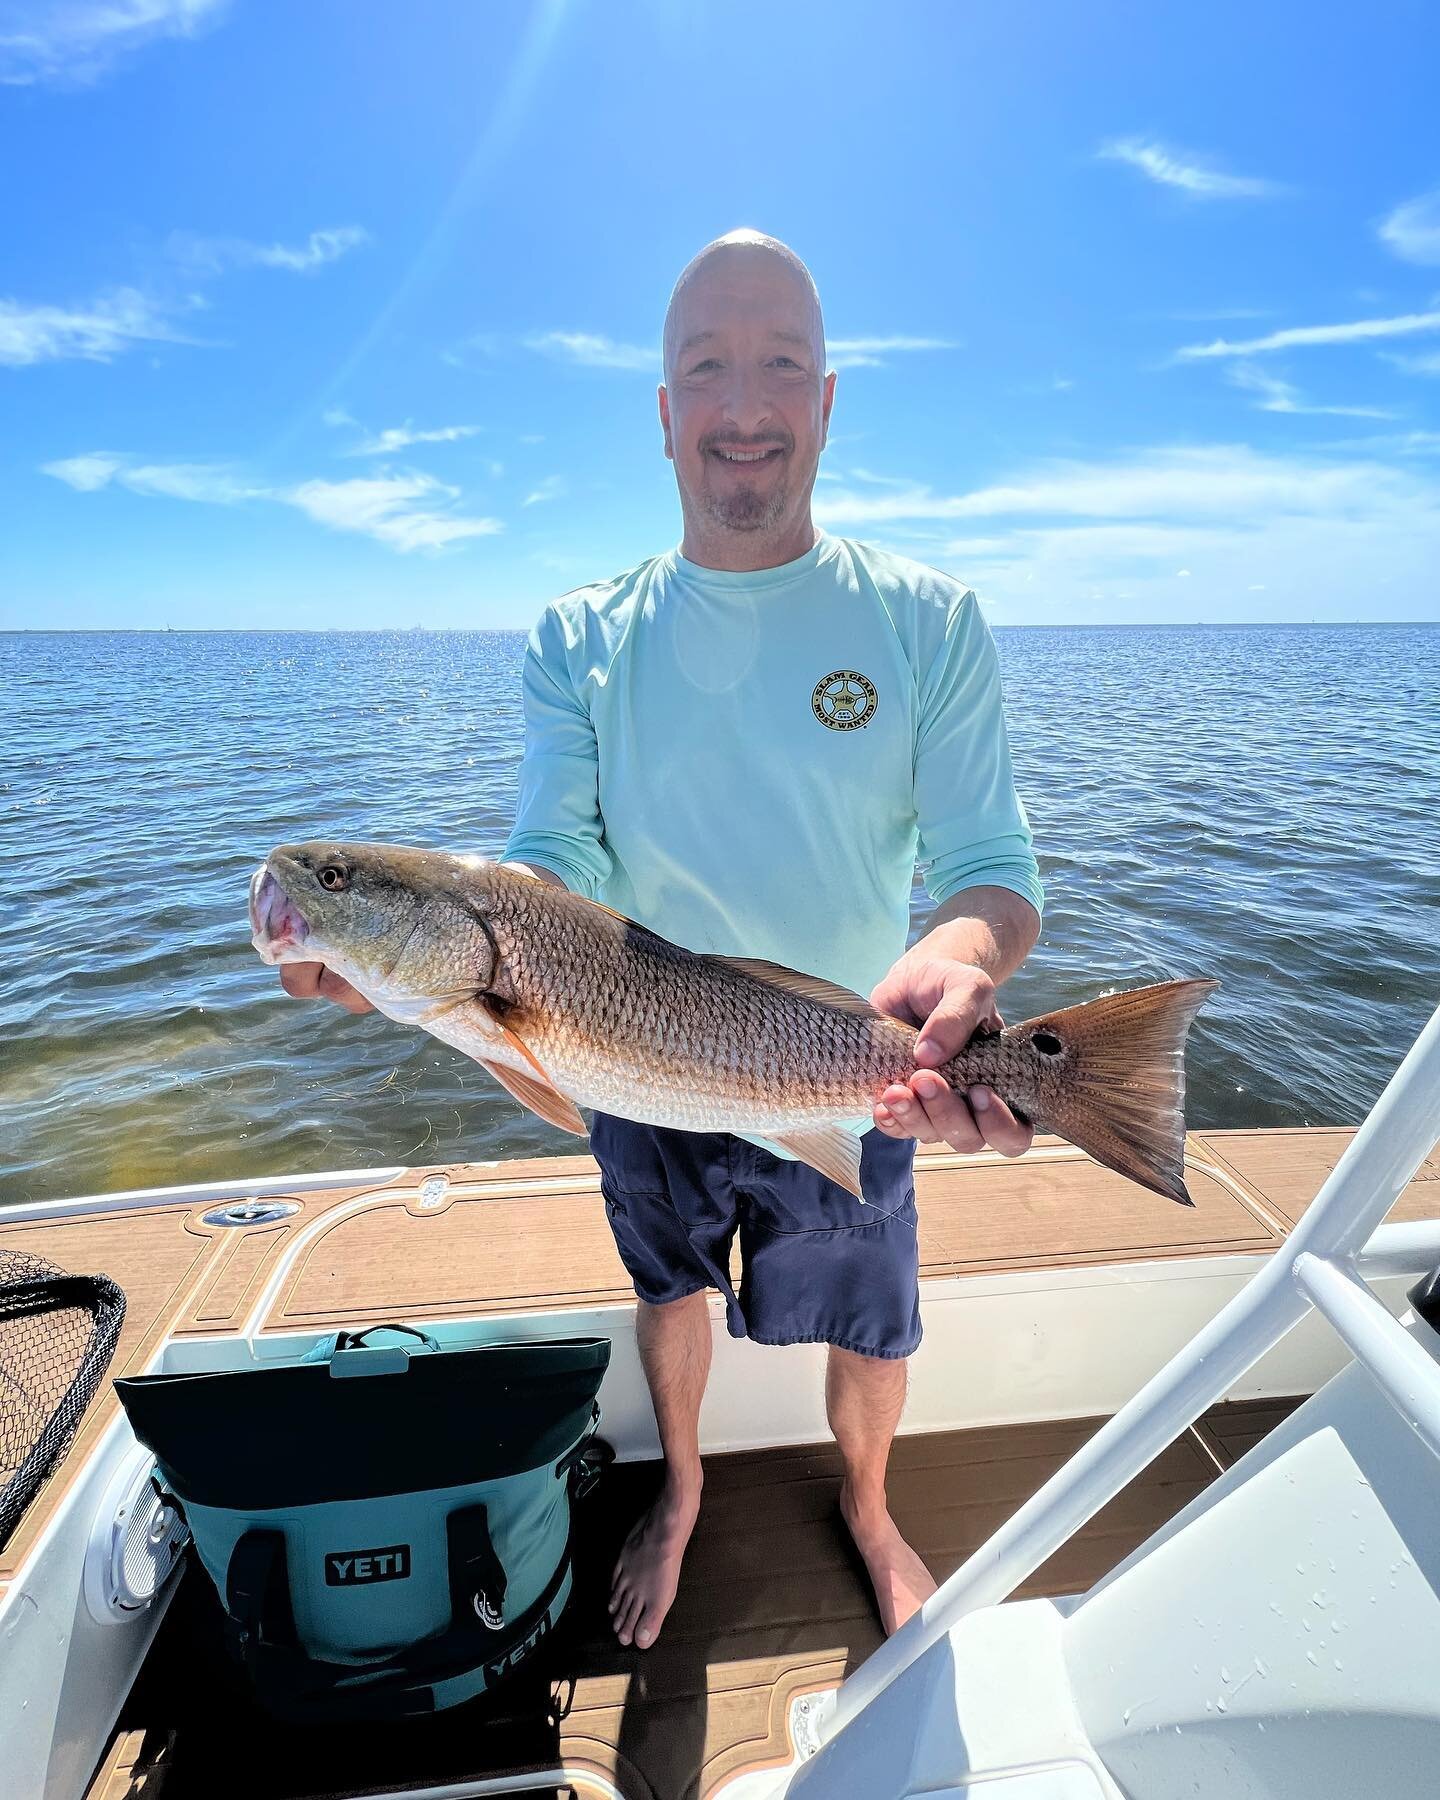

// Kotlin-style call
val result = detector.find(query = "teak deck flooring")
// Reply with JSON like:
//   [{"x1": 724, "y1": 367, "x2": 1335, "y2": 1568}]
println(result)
[
  {"x1": 3, "y1": 1126, "x2": 1430, "y2": 1798},
  {"x1": 5, "y1": 1125, "x2": 1437, "y2": 1590},
  {"x1": 91, "y1": 1398, "x2": 1301, "y2": 1800}
]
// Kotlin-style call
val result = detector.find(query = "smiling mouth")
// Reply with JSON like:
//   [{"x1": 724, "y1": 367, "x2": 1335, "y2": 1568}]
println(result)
[
  {"x1": 710, "y1": 445, "x2": 785, "y2": 468},
  {"x1": 250, "y1": 865, "x2": 312, "y2": 962}
]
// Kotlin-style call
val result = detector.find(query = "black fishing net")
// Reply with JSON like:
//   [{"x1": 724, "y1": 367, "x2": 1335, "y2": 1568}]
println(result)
[{"x1": 0, "y1": 1249, "x2": 126, "y2": 1553}]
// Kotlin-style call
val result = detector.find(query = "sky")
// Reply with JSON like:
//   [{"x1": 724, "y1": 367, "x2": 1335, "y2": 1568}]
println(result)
[{"x1": 2, "y1": 0, "x2": 1438, "y2": 629}]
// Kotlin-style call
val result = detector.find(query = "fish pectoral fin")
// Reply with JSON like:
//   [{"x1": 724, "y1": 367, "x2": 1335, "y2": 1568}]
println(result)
[
  {"x1": 768, "y1": 1126, "x2": 865, "y2": 1201},
  {"x1": 479, "y1": 1043, "x2": 588, "y2": 1136}
]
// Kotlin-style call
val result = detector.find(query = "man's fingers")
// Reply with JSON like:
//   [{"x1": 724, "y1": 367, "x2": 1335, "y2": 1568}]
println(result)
[
  {"x1": 968, "y1": 1087, "x2": 1034, "y2": 1157},
  {"x1": 278, "y1": 962, "x2": 373, "y2": 1014},
  {"x1": 913, "y1": 975, "x2": 999, "y2": 1067},
  {"x1": 278, "y1": 962, "x2": 325, "y2": 999},
  {"x1": 908, "y1": 1070, "x2": 986, "y2": 1152},
  {"x1": 317, "y1": 968, "x2": 374, "y2": 1014},
  {"x1": 877, "y1": 1074, "x2": 1034, "y2": 1158},
  {"x1": 867, "y1": 973, "x2": 924, "y2": 1030},
  {"x1": 877, "y1": 1080, "x2": 965, "y2": 1149}
]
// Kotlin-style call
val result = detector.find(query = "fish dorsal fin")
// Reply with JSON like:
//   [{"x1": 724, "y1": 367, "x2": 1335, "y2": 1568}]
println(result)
[
  {"x1": 583, "y1": 895, "x2": 639, "y2": 925},
  {"x1": 708, "y1": 955, "x2": 882, "y2": 1021},
  {"x1": 767, "y1": 1126, "x2": 865, "y2": 1200},
  {"x1": 476, "y1": 1021, "x2": 588, "y2": 1136}
]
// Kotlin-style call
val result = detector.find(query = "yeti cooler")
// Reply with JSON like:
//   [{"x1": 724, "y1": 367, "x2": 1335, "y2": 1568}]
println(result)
[{"x1": 115, "y1": 1326, "x2": 611, "y2": 1718}]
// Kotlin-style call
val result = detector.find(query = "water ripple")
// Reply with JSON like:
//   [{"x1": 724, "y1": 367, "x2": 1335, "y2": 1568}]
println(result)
[{"x1": 1, "y1": 623, "x2": 1437, "y2": 1206}]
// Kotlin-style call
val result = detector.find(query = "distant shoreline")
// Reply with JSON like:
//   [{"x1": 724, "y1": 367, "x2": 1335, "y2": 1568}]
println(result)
[{"x1": 4, "y1": 621, "x2": 1438, "y2": 636}]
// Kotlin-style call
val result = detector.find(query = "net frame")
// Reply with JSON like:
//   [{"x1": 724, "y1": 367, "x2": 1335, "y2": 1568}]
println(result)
[{"x1": 0, "y1": 1250, "x2": 126, "y2": 1552}]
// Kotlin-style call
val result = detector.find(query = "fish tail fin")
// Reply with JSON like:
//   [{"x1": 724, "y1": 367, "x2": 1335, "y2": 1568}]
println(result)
[{"x1": 1025, "y1": 978, "x2": 1219, "y2": 1207}]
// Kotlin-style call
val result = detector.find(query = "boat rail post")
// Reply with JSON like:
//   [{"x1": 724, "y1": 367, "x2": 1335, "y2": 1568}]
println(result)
[{"x1": 814, "y1": 1000, "x2": 1440, "y2": 1751}]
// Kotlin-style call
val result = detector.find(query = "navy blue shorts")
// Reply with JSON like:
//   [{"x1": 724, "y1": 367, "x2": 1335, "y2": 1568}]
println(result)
[{"x1": 589, "y1": 1113, "x2": 921, "y2": 1358}]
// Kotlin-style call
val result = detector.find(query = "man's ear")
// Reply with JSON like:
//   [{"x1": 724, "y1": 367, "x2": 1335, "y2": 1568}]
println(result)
[{"x1": 658, "y1": 383, "x2": 674, "y2": 461}]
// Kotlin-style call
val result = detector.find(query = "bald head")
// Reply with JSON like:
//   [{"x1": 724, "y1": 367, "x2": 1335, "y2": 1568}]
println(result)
[
  {"x1": 658, "y1": 229, "x2": 835, "y2": 566},
  {"x1": 662, "y1": 230, "x2": 825, "y2": 381}
]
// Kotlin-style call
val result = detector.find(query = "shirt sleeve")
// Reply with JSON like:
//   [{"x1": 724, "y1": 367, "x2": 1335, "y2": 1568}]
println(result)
[
  {"x1": 914, "y1": 590, "x2": 1044, "y2": 919},
  {"x1": 502, "y1": 603, "x2": 613, "y2": 899}
]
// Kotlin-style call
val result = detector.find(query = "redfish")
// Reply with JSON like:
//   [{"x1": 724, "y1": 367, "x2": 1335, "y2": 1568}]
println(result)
[{"x1": 251, "y1": 842, "x2": 1216, "y2": 1206}]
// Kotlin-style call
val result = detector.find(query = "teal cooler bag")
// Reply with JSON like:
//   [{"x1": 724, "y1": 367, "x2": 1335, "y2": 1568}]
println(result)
[{"x1": 116, "y1": 1327, "x2": 611, "y2": 1719}]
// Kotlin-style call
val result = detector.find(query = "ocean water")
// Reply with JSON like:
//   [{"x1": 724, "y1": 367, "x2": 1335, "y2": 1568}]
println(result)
[{"x1": 2, "y1": 624, "x2": 1436, "y2": 1208}]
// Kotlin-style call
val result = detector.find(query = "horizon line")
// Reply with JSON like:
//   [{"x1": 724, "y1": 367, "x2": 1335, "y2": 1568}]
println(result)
[{"x1": 3, "y1": 619, "x2": 1438, "y2": 636}]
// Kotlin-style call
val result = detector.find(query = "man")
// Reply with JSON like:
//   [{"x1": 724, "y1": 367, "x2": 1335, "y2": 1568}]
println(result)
[{"x1": 281, "y1": 230, "x2": 1042, "y2": 1652}]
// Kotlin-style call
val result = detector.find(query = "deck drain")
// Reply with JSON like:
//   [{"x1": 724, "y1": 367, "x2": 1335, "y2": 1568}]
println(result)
[
  {"x1": 416, "y1": 1174, "x2": 450, "y2": 1209},
  {"x1": 201, "y1": 1198, "x2": 301, "y2": 1227}
]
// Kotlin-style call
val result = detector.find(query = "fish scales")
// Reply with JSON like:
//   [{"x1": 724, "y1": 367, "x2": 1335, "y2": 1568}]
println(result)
[{"x1": 250, "y1": 842, "x2": 1217, "y2": 1205}]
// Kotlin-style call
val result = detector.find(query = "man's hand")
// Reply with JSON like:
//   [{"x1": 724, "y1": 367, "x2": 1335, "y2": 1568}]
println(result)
[
  {"x1": 277, "y1": 962, "x2": 374, "y2": 1014},
  {"x1": 868, "y1": 953, "x2": 1033, "y2": 1157}
]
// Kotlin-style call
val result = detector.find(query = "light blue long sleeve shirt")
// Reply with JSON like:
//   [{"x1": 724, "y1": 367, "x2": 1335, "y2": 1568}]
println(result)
[{"x1": 504, "y1": 532, "x2": 1042, "y2": 1148}]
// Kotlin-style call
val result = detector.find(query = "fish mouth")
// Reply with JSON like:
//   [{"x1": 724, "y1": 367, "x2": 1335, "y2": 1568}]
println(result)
[{"x1": 250, "y1": 863, "x2": 313, "y2": 964}]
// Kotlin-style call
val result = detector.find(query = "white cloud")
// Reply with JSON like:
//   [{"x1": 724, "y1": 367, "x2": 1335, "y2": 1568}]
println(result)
[
  {"x1": 1317, "y1": 429, "x2": 1440, "y2": 456},
  {"x1": 42, "y1": 453, "x2": 125, "y2": 491},
  {"x1": 827, "y1": 334, "x2": 957, "y2": 370},
  {"x1": 848, "y1": 467, "x2": 920, "y2": 488},
  {"x1": 0, "y1": 288, "x2": 195, "y2": 365},
  {"x1": 1383, "y1": 348, "x2": 1440, "y2": 377},
  {"x1": 522, "y1": 474, "x2": 566, "y2": 506},
  {"x1": 524, "y1": 331, "x2": 657, "y2": 371},
  {"x1": 0, "y1": 0, "x2": 225, "y2": 86},
  {"x1": 1098, "y1": 138, "x2": 1285, "y2": 200},
  {"x1": 170, "y1": 225, "x2": 369, "y2": 276},
  {"x1": 343, "y1": 422, "x2": 480, "y2": 456},
  {"x1": 1227, "y1": 362, "x2": 1397, "y2": 419},
  {"x1": 43, "y1": 452, "x2": 258, "y2": 503},
  {"x1": 42, "y1": 451, "x2": 501, "y2": 554},
  {"x1": 1378, "y1": 189, "x2": 1440, "y2": 267},
  {"x1": 813, "y1": 444, "x2": 1418, "y2": 527},
  {"x1": 322, "y1": 407, "x2": 356, "y2": 428},
  {"x1": 1178, "y1": 309, "x2": 1440, "y2": 360},
  {"x1": 826, "y1": 443, "x2": 1439, "y2": 619},
  {"x1": 282, "y1": 475, "x2": 501, "y2": 552}
]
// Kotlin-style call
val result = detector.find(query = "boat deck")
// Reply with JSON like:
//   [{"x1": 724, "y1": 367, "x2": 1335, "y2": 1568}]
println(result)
[
  {"x1": 4, "y1": 1126, "x2": 1436, "y2": 1798},
  {"x1": 88, "y1": 1396, "x2": 1302, "y2": 1800}
]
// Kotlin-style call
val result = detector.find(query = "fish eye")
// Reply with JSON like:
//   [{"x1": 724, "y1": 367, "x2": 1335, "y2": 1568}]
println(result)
[
  {"x1": 1032, "y1": 1030, "x2": 1063, "y2": 1057},
  {"x1": 317, "y1": 863, "x2": 350, "y2": 893}
]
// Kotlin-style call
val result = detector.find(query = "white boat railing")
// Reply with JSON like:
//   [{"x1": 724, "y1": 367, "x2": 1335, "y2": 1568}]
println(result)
[{"x1": 820, "y1": 1000, "x2": 1440, "y2": 1746}]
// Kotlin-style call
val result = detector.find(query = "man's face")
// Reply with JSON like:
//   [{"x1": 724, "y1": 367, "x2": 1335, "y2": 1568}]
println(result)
[{"x1": 660, "y1": 249, "x2": 835, "y2": 541}]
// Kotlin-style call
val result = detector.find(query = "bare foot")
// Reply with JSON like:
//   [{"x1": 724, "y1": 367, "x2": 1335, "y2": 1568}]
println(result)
[
  {"x1": 609, "y1": 1481, "x2": 700, "y2": 1650},
  {"x1": 840, "y1": 1478, "x2": 937, "y2": 1636}
]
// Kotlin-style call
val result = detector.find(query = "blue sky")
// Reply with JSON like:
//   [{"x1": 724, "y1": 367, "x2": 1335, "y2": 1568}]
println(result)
[{"x1": 2, "y1": 0, "x2": 1438, "y2": 629}]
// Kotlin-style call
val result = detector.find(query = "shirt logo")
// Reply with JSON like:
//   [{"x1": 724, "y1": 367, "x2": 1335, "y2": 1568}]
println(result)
[{"x1": 812, "y1": 669, "x2": 878, "y2": 732}]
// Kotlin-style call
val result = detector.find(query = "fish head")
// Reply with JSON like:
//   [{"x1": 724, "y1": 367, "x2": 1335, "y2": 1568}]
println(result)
[{"x1": 250, "y1": 841, "x2": 501, "y2": 1017}]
